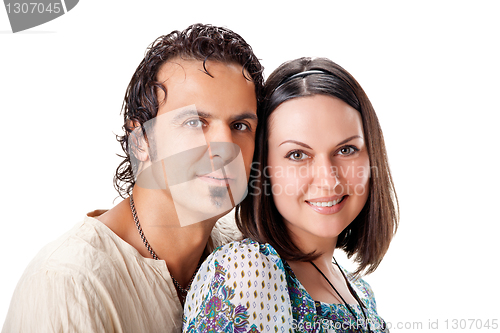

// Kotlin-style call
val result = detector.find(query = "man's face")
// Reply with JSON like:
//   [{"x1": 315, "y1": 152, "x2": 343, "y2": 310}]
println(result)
[{"x1": 132, "y1": 59, "x2": 257, "y2": 226}]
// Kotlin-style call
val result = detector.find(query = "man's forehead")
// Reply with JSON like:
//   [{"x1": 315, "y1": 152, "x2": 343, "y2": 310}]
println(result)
[
  {"x1": 157, "y1": 58, "x2": 197, "y2": 81},
  {"x1": 157, "y1": 58, "x2": 244, "y2": 83},
  {"x1": 155, "y1": 58, "x2": 256, "y2": 118}
]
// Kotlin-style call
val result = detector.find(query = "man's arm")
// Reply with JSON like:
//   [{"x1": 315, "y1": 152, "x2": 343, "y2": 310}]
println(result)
[{"x1": 3, "y1": 268, "x2": 114, "y2": 333}]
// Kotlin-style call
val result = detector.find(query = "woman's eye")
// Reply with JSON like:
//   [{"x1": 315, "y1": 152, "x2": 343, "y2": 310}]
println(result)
[
  {"x1": 184, "y1": 119, "x2": 203, "y2": 128},
  {"x1": 286, "y1": 150, "x2": 309, "y2": 161},
  {"x1": 338, "y1": 146, "x2": 358, "y2": 156},
  {"x1": 233, "y1": 123, "x2": 249, "y2": 131}
]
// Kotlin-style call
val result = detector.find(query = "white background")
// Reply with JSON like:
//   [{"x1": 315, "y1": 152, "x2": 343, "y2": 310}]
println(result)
[{"x1": 1, "y1": 1, "x2": 499, "y2": 332}]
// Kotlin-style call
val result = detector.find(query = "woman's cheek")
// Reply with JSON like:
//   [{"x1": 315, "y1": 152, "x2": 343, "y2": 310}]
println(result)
[
  {"x1": 345, "y1": 157, "x2": 371, "y2": 198},
  {"x1": 270, "y1": 166, "x2": 309, "y2": 216}
]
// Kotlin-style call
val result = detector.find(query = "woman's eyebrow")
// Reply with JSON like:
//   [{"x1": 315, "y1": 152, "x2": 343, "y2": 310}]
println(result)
[
  {"x1": 278, "y1": 135, "x2": 363, "y2": 149},
  {"x1": 278, "y1": 140, "x2": 312, "y2": 149},
  {"x1": 335, "y1": 135, "x2": 363, "y2": 147}
]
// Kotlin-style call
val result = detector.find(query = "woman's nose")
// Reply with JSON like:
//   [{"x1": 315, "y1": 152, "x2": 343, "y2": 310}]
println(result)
[{"x1": 311, "y1": 157, "x2": 340, "y2": 190}]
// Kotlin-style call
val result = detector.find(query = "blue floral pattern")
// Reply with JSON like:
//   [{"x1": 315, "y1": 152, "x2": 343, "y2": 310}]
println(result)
[
  {"x1": 284, "y1": 261, "x2": 388, "y2": 332},
  {"x1": 183, "y1": 239, "x2": 388, "y2": 332}
]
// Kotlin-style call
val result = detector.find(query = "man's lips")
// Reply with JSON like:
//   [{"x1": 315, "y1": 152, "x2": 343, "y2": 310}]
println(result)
[
  {"x1": 198, "y1": 170, "x2": 234, "y2": 179},
  {"x1": 197, "y1": 173, "x2": 234, "y2": 186}
]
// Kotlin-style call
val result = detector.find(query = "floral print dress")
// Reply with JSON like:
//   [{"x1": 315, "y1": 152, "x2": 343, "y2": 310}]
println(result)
[{"x1": 183, "y1": 239, "x2": 388, "y2": 332}]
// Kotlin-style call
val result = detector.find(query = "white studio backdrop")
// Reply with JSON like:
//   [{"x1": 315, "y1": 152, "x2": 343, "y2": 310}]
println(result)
[{"x1": 1, "y1": 1, "x2": 499, "y2": 332}]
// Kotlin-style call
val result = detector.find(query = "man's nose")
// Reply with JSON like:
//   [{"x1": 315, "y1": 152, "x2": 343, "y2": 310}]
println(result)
[{"x1": 206, "y1": 126, "x2": 239, "y2": 170}]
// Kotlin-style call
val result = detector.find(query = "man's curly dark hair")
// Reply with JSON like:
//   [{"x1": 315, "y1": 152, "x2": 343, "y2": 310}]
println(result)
[{"x1": 113, "y1": 23, "x2": 264, "y2": 198}]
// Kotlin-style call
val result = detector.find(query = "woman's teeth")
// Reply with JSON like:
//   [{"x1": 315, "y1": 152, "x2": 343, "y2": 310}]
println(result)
[{"x1": 308, "y1": 196, "x2": 344, "y2": 207}]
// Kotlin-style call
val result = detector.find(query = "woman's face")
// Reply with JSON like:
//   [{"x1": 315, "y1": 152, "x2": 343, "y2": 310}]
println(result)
[{"x1": 267, "y1": 94, "x2": 370, "y2": 247}]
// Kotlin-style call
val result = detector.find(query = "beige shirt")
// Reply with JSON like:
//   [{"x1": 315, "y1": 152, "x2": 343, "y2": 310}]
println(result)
[{"x1": 2, "y1": 214, "x2": 241, "y2": 333}]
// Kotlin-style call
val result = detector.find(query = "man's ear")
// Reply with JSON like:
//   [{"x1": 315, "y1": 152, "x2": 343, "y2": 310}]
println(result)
[{"x1": 127, "y1": 119, "x2": 149, "y2": 162}]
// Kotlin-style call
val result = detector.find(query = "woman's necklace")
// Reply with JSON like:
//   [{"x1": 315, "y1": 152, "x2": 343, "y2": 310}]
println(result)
[
  {"x1": 129, "y1": 194, "x2": 200, "y2": 305},
  {"x1": 310, "y1": 258, "x2": 372, "y2": 333}
]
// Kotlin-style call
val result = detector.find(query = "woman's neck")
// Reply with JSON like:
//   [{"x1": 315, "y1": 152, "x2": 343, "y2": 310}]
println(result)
[
  {"x1": 288, "y1": 225, "x2": 338, "y2": 260},
  {"x1": 286, "y1": 228, "x2": 358, "y2": 305}
]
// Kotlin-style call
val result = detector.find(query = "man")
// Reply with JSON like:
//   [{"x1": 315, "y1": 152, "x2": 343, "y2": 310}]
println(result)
[{"x1": 3, "y1": 23, "x2": 263, "y2": 332}]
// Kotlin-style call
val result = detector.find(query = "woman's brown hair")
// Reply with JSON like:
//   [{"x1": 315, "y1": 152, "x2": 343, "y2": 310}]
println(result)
[{"x1": 236, "y1": 57, "x2": 398, "y2": 276}]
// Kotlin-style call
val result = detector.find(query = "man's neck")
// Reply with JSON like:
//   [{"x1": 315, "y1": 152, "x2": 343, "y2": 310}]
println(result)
[{"x1": 97, "y1": 186, "x2": 221, "y2": 288}]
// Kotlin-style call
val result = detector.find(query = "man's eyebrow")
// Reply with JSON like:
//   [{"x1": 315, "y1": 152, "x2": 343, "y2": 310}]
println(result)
[
  {"x1": 230, "y1": 112, "x2": 258, "y2": 122},
  {"x1": 171, "y1": 109, "x2": 257, "y2": 123},
  {"x1": 170, "y1": 109, "x2": 212, "y2": 123},
  {"x1": 279, "y1": 140, "x2": 312, "y2": 149}
]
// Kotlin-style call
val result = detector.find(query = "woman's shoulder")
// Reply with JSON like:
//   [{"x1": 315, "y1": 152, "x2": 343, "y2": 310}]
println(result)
[
  {"x1": 191, "y1": 239, "x2": 287, "y2": 289},
  {"x1": 343, "y1": 269, "x2": 378, "y2": 311},
  {"x1": 184, "y1": 239, "x2": 293, "y2": 332},
  {"x1": 208, "y1": 238, "x2": 284, "y2": 268},
  {"x1": 213, "y1": 238, "x2": 279, "y2": 254}
]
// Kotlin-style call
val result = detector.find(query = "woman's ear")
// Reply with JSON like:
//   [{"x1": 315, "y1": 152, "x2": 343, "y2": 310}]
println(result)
[{"x1": 127, "y1": 119, "x2": 149, "y2": 162}]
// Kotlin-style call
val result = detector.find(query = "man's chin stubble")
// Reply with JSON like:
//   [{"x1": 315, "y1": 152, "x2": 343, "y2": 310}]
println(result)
[{"x1": 208, "y1": 186, "x2": 229, "y2": 208}]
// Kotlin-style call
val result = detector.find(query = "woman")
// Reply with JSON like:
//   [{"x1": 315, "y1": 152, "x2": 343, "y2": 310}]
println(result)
[{"x1": 183, "y1": 57, "x2": 398, "y2": 332}]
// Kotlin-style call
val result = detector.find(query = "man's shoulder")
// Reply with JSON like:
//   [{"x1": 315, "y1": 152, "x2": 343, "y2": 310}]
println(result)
[
  {"x1": 3, "y1": 218, "x2": 120, "y2": 332},
  {"x1": 207, "y1": 211, "x2": 243, "y2": 251},
  {"x1": 4, "y1": 216, "x2": 180, "y2": 333},
  {"x1": 23, "y1": 217, "x2": 128, "y2": 279}
]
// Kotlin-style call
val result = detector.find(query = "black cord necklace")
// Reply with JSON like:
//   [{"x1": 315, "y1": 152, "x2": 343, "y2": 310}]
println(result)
[
  {"x1": 310, "y1": 259, "x2": 372, "y2": 333},
  {"x1": 129, "y1": 194, "x2": 200, "y2": 305}
]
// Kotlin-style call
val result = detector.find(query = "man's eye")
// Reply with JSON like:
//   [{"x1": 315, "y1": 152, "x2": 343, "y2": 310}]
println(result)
[
  {"x1": 285, "y1": 150, "x2": 309, "y2": 161},
  {"x1": 184, "y1": 119, "x2": 203, "y2": 128},
  {"x1": 233, "y1": 123, "x2": 249, "y2": 131}
]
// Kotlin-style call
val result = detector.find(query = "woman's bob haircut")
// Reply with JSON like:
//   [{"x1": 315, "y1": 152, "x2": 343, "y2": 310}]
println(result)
[{"x1": 236, "y1": 57, "x2": 399, "y2": 277}]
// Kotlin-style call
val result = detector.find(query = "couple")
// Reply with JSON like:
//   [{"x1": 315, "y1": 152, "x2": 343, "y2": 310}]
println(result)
[{"x1": 3, "y1": 24, "x2": 397, "y2": 333}]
